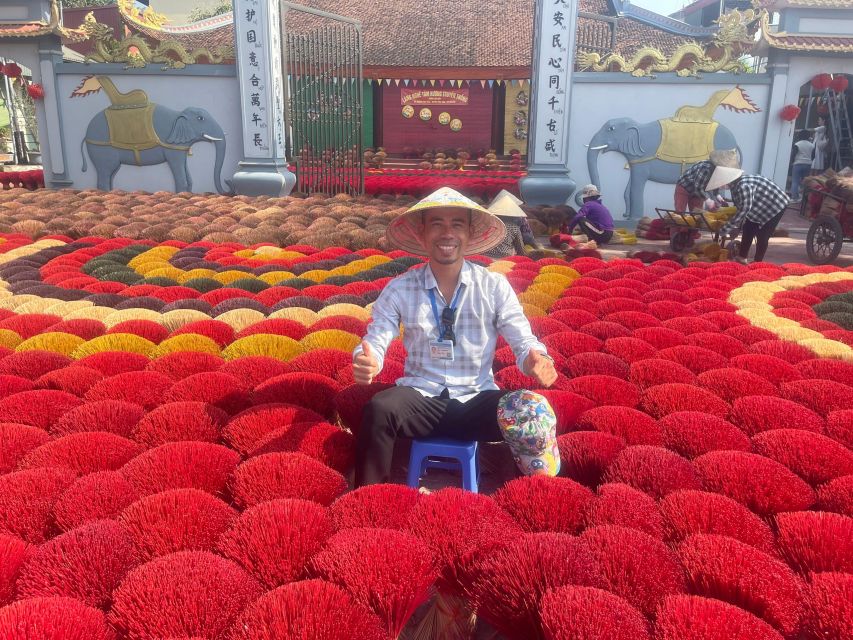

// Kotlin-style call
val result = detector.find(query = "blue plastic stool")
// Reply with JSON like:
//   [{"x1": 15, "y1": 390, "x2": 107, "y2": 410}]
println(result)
[{"x1": 407, "y1": 437, "x2": 480, "y2": 493}]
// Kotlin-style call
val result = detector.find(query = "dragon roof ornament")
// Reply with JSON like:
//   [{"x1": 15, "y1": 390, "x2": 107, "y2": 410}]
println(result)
[
  {"x1": 117, "y1": 0, "x2": 169, "y2": 30},
  {"x1": 77, "y1": 11, "x2": 233, "y2": 69},
  {"x1": 577, "y1": 7, "x2": 763, "y2": 76}
]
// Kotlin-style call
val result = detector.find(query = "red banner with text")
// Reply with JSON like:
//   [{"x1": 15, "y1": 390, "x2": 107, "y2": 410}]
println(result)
[{"x1": 400, "y1": 88, "x2": 469, "y2": 106}]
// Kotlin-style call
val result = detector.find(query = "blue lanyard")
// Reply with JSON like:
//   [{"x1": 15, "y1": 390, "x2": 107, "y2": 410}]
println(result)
[{"x1": 428, "y1": 285, "x2": 464, "y2": 341}]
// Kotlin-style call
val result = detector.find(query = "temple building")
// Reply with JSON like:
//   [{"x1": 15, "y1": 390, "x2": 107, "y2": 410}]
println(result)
[
  {"x1": 62, "y1": 0, "x2": 735, "y2": 157},
  {"x1": 754, "y1": 0, "x2": 853, "y2": 182}
]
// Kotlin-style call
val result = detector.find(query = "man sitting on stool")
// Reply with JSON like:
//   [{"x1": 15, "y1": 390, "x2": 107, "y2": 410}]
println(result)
[{"x1": 352, "y1": 187, "x2": 560, "y2": 487}]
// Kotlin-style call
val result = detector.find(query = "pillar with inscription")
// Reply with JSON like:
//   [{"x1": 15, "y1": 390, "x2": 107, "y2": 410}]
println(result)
[
  {"x1": 519, "y1": 0, "x2": 579, "y2": 206},
  {"x1": 231, "y1": 0, "x2": 296, "y2": 197}
]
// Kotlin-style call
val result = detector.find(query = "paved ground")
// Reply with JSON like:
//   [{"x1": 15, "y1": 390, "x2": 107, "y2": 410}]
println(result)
[{"x1": 596, "y1": 203, "x2": 853, "y2": 268}]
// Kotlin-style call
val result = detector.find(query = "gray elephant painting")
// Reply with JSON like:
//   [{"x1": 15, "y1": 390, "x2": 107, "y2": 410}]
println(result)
[
  {"x1": 75, "y1": 76, "x2": 230, "y2": 193},
  {"x1": 586, "y1": 87, "x2": 760, "y2": 219}
]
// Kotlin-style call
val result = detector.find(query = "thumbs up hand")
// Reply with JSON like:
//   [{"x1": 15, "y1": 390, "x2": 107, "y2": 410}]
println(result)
[
  {"x1": 354, "y1": 340, "x2": 380, "y2": 385},
  {"x1": 524, "y1": 350, "x2": 558, "y2": 388}
]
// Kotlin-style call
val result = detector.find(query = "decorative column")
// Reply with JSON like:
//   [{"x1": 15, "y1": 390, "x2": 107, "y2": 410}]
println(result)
[
  {"x1": 519, "y1": 0, "x2": 579, "y2": 206},
  {"x1": 231, "y1": 0, "x2": 296, "y2": 196},
  {"x1": 38, "y1": 41, "x2": 73, "y2": 186}
]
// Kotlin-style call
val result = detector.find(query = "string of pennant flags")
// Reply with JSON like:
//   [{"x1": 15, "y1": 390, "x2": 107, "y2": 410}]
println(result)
[
  {"x1": 285, "y1": 77, "x2": 531, "y2": 88},
  {"x1": 363, "y1": 79, "x2": 531, "y2": 88}
]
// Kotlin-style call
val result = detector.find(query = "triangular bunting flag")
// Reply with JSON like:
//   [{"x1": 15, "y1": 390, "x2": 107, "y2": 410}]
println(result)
[
  {"x1": 384, "y1": 79, "x2": 391, "y2": 85},
  {"x1": 480, "y1": 80, "x2": 487, "y2": 88},
  {"x1": 439, "y1": 80, "x2": 445, "y2": 87},
  {"x1": 394, "y1": 79, "x2": 400, "y2": 86},
  {"x1": 429, "y1": 80, "x2": 436, "y2": 86},
  {"x1": 488, "y1": 80, "x2": 494, "y2": 87},
  {"x1": 403, "y1": 79, "x2": 410, "y2": 86}
]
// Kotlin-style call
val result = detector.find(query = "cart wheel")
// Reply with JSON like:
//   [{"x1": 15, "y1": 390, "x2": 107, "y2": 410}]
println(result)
[
  {"x1": 670, "y1": 231, "x2": 690, "y2": 252},
  {"x1": 806, "y1": 215, "x2": 844, "y2": 265}
]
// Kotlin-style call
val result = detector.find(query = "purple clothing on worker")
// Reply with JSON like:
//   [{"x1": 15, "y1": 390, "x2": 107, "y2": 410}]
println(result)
[{"x1": 566, "y1": 199, "x2": 614, "y2": 233}]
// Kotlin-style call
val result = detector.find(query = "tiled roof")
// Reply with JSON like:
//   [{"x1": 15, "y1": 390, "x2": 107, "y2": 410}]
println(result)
[
  {"x1": 763, "y1": 32, "x2": 853, "y2": 52},
  {"x1": 612, "y1": 17, "x2": 701, "y2": 57},
  {"x1": 127, "y1": 18, "x2": 234, "y2": 55},
  {"x1": 113, "y1": 0, "x2": 707, "y2": 71},
  {"x1": 760, "y1": 10, "x2": 853, "y2": 53},
  {"x1": 0, "y1": 0, "x2": 87, "y2": 42},
  {"x1": 756, "y1": 0, "x2": 853, "y2": 8}
]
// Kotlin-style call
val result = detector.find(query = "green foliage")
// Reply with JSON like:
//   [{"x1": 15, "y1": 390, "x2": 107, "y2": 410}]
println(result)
[{"x1": 187, "y1": 0, "x2": 232, "y2": 22}]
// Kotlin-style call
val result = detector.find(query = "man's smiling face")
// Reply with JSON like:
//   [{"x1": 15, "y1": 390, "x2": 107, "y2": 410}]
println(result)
[{"x1": 420, "y1": 207, "x2": 471, "y2": 265}]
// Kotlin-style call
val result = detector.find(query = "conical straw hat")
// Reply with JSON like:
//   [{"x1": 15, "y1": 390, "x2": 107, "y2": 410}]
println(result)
[
  {"x1": 386, "y1": 187, "x2": 506, "y2": 256},
  {"x1": 706, "y1": 166, "x2": 744, "y2": 191},
  {"x1": 709, "y1": 148, "x2": 741, "y2": 169},
  {"x1": 488, "y1": 191, "x2": 527, "y2": 218},
  {"x1": 489, "y1": 189, "x2": 523, "y2": 207}
]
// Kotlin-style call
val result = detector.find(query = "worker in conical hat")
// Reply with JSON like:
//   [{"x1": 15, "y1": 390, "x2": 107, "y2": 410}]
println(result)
[
  {"x1": 708, "y1": 167, "x2": 790, "y2": 265},
  {"x1": 353, "y1": 187, "x2": 560, "y2": 486},
  {"x1": 484, "y1": 190, "x2": 540, "y2": 258},
  {"x1": 675, "y1": 148, "x2": 741, "y2": 212}
]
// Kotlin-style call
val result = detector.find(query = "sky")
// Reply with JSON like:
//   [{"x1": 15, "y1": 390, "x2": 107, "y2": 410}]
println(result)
[
  {"x1": 630, "y1": 0, "x2": 693, "y2": 17},
  {"x1": 154, "y1": 0, "x2": 695, "y2": 24}
]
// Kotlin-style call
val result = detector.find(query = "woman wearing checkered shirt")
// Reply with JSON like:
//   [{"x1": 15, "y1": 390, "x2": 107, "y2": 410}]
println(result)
[
  {"x1": 708, "y1": 165, "x2": 791, "y2": 264},
  {"x1": 675, "y1": 149, "x2": 740, "y2": 212}
]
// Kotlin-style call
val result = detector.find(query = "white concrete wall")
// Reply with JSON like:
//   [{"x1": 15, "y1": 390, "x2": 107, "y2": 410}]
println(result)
[
  {"x1": 567, "y1": 77, "x2": 772, "y2": 221},
  {"x1": 762, "y1": 54, "x2": 853, "y2": 189},
  {"x1": 56, "y1": 71, "x2": 242, "y2": 194}
]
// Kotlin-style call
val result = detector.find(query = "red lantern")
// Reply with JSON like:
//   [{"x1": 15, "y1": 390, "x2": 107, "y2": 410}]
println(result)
[
  {"x1": 2, "y1": 62, "x2": 22, "y2": 79},
  {"x1": 780, "y1": 104, "x2": 801, "y2": 121},
  {"x1": 830, "y1": 75, "x2": 849, "y2": 93},
  {"x1": 26, "y1": 83, "x2": 44, "y2": 100},
  {"x1": 811, "y1": 73, "x2": 832, "y2": 91}
]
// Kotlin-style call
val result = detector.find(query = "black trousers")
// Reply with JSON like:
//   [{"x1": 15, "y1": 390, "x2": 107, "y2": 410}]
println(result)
[
  {"x1": 738, "y1": 209, "x2": 785, "y2": 262},
  {"x1": 578, "y1": 218, "x2": 613, "y2": 245},
  {"x1": 354, "y1": 386, "x2": 507, "y2": 487}
]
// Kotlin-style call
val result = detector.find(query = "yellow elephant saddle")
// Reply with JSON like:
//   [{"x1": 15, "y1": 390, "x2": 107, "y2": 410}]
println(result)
[
  {"x1": 656, "y1": 119, "x2": 719, "y2": 165},
  {"x1": 103, "y1": 104, "x2": 160, "y2": 153},
  {"x1": 85, "y1": 76, "x2": 190, "y2": 165}
]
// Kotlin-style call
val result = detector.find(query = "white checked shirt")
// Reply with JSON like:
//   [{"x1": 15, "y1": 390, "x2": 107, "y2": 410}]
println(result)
[
  {"x1": 354, "y1": 261, "x2": 548, "y2": 401},
  {"x1": 721, "y1": 174, "x2": 791, "y2": 236}
]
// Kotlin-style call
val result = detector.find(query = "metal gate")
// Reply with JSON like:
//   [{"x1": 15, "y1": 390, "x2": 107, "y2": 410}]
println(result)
[{"x1": 281, "y1": 2, "x2": 363, "y2": 195}]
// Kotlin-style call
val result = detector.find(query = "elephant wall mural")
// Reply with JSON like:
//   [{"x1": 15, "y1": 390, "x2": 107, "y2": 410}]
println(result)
[
  {"x1": 73, "y1": 76, "x2": 230, "y2": 194},
  {"x1": 586, "y1": 87, "x2": 760, "y2": 219}
]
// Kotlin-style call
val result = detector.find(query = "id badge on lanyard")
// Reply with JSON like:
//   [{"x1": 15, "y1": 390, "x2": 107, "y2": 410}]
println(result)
[{"x1": 429, "y1": 286, "x2": 462, "y2": 362}]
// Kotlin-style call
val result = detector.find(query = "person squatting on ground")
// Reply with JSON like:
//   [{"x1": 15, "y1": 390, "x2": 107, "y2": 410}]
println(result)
[
  {"x1": 675, "y1": 148, "x2": 740, "y2": 212},
  {"x1": 351, "y1": 187, "x2": 560, "y2": 487},
  {"x1": 709, "y1": 163, "x2": 791, "y2": 265},
  {"x1": 563, "y1": 184, "x2": 614, "y2": 245}
]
